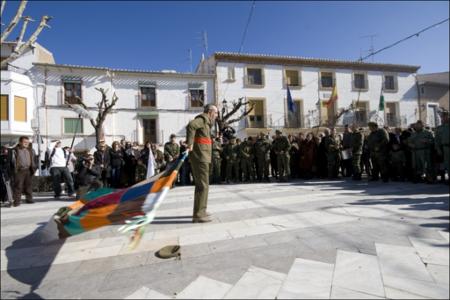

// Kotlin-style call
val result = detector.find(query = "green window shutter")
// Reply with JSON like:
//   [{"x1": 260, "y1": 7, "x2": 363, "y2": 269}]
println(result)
[{"x1": 64, "y1": 118, "x2": 83, "y2": 134}]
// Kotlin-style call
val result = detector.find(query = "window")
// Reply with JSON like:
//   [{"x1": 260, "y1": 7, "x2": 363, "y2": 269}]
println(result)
[
  {"x1": 63, "y1": 81, "x2": 82, "y2": 104},
  {"x1": 1, "y1": 95, "x2": 8, "y2": 121},
  {"x1": 285, "y1": 70, "x2": 300, "y2": 87},
  {"x1": 320, "y1": 72, "x2": 334, "y2": 89},
  {"x1": 384, "y1": 75, "x2": 396, "y2": 91},
  {"x1": 286, "y1": 100, "x2": 303, "y2": 128},
  {"x1": 386, "y1": 102, "x2": 399, "y2": 127},
  {"x1": 227, "y1": 66, "x2": 235, "y2": 81},
  {"x1": 14, "y1": 96, "x2": 27, "y2": 122},
  {"x1": 354, "y1": 73, "x2": 367, "y2": 90},
  {"x1": 140, "y1": 87, "x2": 156, "y2": 107},
  {"x1": 320, "y1": 100, "x2": 336, "y2": 126},
  {"x1": 143, "y1": 119, "x2": 157, "y2": 144},
  {"x1": 354, "y1": 101, "x2": 369, "y2": 126},
  {"x1": 421, "y1": 87, "x2": 425, "y2": 94},
  {"x1": 247, "y1": 99, "x2": 265, "y2": 128},
  {"x1": 64, "y1": 118, "x2": 83, "y2": 134},
  {"x1": 189, "y1": 89, "x2": 205, "y2": 107},
  {"x1": 246, "y1": 67, "x2": 264, "y2": 86}
]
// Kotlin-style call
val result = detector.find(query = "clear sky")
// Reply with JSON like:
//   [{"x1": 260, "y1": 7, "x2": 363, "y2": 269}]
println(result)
[{"x1": 2, "y1": 1, "x2": 449, "y2": 73}]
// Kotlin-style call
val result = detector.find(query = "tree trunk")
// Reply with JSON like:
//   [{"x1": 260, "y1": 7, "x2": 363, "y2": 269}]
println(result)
[{"x1": 95, "y1": 126, "x2": 104, "y2": 145}]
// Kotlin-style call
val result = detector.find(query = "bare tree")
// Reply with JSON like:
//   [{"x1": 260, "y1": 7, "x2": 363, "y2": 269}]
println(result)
[
  {"x1": 0, "y1": 0, "x2": 51, "y2": 69},
  {"x1": 216, "y1": 97, "x2": 254, "y2": 139},
  {"x1": 71, "y1": 88, "x2": 119, "y2": 145}
]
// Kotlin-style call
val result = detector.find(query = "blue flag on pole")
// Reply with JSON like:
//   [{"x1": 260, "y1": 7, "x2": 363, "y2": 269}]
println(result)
[{"x1": 287, "y1": 85, "x2": 296, "y2": 113}]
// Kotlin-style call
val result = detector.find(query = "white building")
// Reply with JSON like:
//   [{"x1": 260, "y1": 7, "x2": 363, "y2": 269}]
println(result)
[
  {"x1": 198, "y1": 52, "x2": 421, "y2": 138},
  {"x1": 29, "y1": 63, "x2": 215, "y2": 151},
  {"x1": 1, "y1": 42, "x2": 55, "y2": 145}
]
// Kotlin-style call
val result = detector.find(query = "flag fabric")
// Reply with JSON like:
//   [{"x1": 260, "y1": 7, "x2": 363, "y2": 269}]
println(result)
[
  {"x1": 326, "y1": 85, "x2": 338, "y2": 108},
  {"x1": 146, "y1": 148, "x2": 156, "y2": 179},
  {"x1": 50, "y1": 152, "x2": 188, "y2": 246},
  {"x1": 378, "y1": 90, "x2": 385, "y2": 111},
  {"x1": 287, "y1": 85, "x2": 296, "y2": 113}
]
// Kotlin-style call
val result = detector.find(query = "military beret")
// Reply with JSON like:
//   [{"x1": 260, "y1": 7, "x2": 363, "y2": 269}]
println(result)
[
  {"x1": 367, "y1": 122, "x2": 377, "y2": 127},
  {"x1": 170, "y1": 134, "x2": 176, "y2": 138},
  {"x1": 156, "y1": 245, "x2": 181, "y2": 259},
  {"x1": 275, "y1": 130, "x2": 282, "y2": 134}
]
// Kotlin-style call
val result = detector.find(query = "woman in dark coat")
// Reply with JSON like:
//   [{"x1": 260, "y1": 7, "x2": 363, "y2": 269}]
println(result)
[
  {"x1": 299, "y1": 132, "x2": 317, "y2": 179},
  {"x1": 109, "y1": 141, "x2": 125, "y2": 188}
]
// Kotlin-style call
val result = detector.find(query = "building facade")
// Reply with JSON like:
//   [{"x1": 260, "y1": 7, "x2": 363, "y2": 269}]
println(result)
[
  {"x1": 198, "y1": 52, "x2": 422, "y2": 138},
  {"x1": 417, "y1": 72, "x2": 449, "y2": 128}
]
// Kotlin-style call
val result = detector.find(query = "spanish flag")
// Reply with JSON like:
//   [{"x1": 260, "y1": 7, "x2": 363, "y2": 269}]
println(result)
[{"x1": 326, "y1": 85, "x2": 338, "y2": 108}]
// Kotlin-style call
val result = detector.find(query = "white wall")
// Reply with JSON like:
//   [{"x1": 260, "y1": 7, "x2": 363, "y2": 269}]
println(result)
[{"x1": 28, "y1": 66, "x2": 214, "y2": 150}]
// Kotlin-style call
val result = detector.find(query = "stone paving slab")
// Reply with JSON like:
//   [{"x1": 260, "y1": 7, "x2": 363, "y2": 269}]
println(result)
[{"x1": 1, "y1": 179, "x2": 448, "y2": 299}]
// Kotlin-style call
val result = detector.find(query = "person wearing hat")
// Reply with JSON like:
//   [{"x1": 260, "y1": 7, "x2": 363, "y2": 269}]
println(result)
[
  {"x1": 164, "y1": 134, "x2": 180, "y2": 165},
  {"x1": 435, "y1": 111, "x2": 449, "y2": 183},
  {"x1": 272, "y1": 130, "x2": 291, "y2": 182},
  {"x1": 186, "y1": 104, "x2": 218, "y2": 223},
  {"x1": 211, "y1": 136, "x2": 223, "y2": 184},
  {"x1": 254, "y1": 132, "x2": 271, "y2": 182},
  {"x1": 350, "y1": 124, "x2": 364, "y2": 180},
  {"x1": 408, "y1": 120, "x2": 435, "y2": 183},
  {"x1": 367, "y1": 122, "x2": 390, "y2": 182},
  {"x1": 223, "y1": 137, "x2": 240, "y2": 183}
]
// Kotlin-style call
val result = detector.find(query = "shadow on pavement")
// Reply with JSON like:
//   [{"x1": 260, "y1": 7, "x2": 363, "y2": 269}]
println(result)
[{"x1": 4, "y1": 221, "x2": 65, "y2": 299}]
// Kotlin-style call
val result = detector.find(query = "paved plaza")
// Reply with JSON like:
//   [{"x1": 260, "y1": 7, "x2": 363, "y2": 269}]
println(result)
[{"x1": 1, "y1": 179, "x2": 449, "y2": 299}]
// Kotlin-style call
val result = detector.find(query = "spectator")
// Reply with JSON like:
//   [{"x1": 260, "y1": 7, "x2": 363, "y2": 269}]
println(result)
[
  {"x1": 110, "y1": 141, "x2": 125, "y2": 188},
  {"x1": 94, "y1": 140, "x2": 111, "y2": 187},
  {"x1": 47, "y1": 140, "x2": 76, "y2": 199}
]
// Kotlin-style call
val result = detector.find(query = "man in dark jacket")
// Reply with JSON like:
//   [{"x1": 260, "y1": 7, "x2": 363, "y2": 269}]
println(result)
[
  {"x1": 94, "y1": 140, "x2": 111, "y2": 187},
  {"x1": 10, "y1": 136, "x2": 37, "y2": 206}
]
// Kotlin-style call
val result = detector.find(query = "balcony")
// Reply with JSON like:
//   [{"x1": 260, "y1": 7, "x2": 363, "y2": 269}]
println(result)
[{"x1": 246, "y1": 115, "x2": 270, "y2": 128}]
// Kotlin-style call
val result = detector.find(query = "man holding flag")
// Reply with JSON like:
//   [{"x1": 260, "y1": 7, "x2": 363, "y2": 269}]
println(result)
[{"x1": 186, "y1": 104, "x2": 219, "y2": 223}]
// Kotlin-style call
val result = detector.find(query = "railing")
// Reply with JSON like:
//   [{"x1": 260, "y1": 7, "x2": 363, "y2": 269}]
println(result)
[{"x1": 386, "y1": 114, "x2": 401, "y2": 127}]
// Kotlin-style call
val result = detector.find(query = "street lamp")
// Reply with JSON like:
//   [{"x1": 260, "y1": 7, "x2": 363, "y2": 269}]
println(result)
[{"x1": 30, "y1": 118, "x2": 42, "y2": 176}]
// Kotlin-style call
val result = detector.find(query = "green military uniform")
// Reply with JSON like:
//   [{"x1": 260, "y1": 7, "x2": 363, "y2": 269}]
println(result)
[
  {"x1": 223, "y1": 139, "x2": 240, "y2": 183},
  {"x1": 186, "y1": 113, "x2": 212, "y2": 219},
  {"x1": 272, "y1": 133, "x2": 290, "y2": 180},
  {"x1": 408, "y1": 128, "x2": 435, "y2": 182},
  {"x1": 367, "y1": 127, "x2": 390, "y2": 181},
  {"x1": 239, "y1": 139, "x2": 254, "y2": 182},
  {"x1": 164, "y1": 142, "x2": 180, "y2": 164},
  {"x1": 435, "y1": 120, "x2": 449, "y2": 173},
  {"x1": 323, "y1": 134, "x2": 341, "y2": 179},
  {"x1": 390, "y1": 144, "x2": 406, "y2": 180},
  {"x1": 211, "y1": 139, "x2": 223, "y2": 184},
  {"x1": 254, "y1": 134, "x2": 271, "y2": 181},
  {"x1": 351, "y1": 129, "x2": 364, "y2": 180}
]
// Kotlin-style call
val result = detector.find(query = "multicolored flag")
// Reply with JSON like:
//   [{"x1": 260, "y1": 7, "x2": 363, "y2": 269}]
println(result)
[
  {"x1": 326, "y1": 85, "x2": 338, "y2": 108},
  {"x1": 47, "y1": 152, "x2": 188, "y2": 248}
]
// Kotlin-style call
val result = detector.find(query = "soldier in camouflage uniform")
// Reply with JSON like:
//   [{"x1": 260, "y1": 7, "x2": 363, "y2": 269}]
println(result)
[
  {"x1": 272, "y1": 130, "x2": 290, "y2": 181},
  {"x1": 239, "y1": 137, "x2": 255, "y2": 182},
  {"x1": 164, "y1": 134, "x2": 180, "y2": 165},
  {"x1": 211, "y1": 136, "x2": 223, "y2": 184},
  {"x1": 323, "y1": 128, "x2": 341, "y2": 179},
  {"x1": 408, "y1": 120, "x2": 435, "y2": 183},
  {"x1": 367, "y1": 122, "x2": 390, "y2": 182},
  {"x1": 223, "y1": 137, "x2": 240, "y2": 183},
  {"x1": 186, "y1": 104, "x2": 218, "y2": 223},
  {"x1": 350, "y1": 124, "x2": 364, "y2": 180},
  {"x1": 435, "y1": 112, "x2": 449, "y2": 183},
  {"x1": 254, "y1": 132, "x2": 271, "y2": 182}
]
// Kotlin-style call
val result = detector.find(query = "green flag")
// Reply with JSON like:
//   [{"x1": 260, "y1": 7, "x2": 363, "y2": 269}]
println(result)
[{"x1": 378, "y1": 91, "x2": 385, "y2": 111}]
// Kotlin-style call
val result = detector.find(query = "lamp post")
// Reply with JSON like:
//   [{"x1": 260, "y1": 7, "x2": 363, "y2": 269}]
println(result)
[{"x1": 30, "y1": 118, "x2": 42, "y2": 176}]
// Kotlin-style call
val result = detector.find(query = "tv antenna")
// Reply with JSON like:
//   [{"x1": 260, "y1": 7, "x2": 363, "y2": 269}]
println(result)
[{"x1": 360, "y1": 34, "x2": 378, "y2": 62}]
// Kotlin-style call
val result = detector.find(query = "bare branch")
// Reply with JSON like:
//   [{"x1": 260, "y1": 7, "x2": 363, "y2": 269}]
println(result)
[
  {"x1": 15, "y1": 15, "x2": 33, "y2": 49},
  {"x1": 1, "y1": 0, "x2": 27, "y2": 43},
  {"x1": 1, "y1": 0, "x2": 6, "y2": 21},
  {"x1": 1, "y1": 15, "x2": 51, "y2": 69},
  {"x1": 223, "y1": 97, "x2": 245, "y2": 120},
  {"x1": 227, "y1": 103, "x2": 255, "y2": 125}
]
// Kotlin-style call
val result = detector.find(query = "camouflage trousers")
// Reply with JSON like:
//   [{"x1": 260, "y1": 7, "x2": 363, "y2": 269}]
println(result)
[
  {"x1": 352, "y1": 154, "x2": 362, "y2": 175},
  {"x1": 210, "y1": 158, "x2": 222, "y2": 184},
  {"x1": 256, "y1": 157, "x2": 270, "y2": 180},
  {"x1": 241, "y1": 158, "x2": 254, "y2": 181},
  {"x1": 226, "y1": 160, "x2": 240, "y2": 181},
  {"x1": 277, "y1": 153, "x2": 290, "y2": 178},
  {"x1": 412, "y1": 149, "x2": 434, "y2": 179}
]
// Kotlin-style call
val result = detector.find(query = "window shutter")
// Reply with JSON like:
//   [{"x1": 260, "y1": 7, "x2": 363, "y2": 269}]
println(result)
[
  {"x1": 14, "y1": 96, "x2": 27, "y2": 122},
  {"x1": 0, "y1": 95, "x2": 8, "y2": 121}
]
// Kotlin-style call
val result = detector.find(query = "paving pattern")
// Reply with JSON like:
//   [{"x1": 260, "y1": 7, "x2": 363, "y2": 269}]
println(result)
[{"x1": 1, "y1": 179, "x2": 449, "y2": 299}]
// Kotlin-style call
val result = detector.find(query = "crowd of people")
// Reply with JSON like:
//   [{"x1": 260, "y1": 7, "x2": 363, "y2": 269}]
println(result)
[{"x1": 1, "y1": 112, "x2": 448, "y2": 208}]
